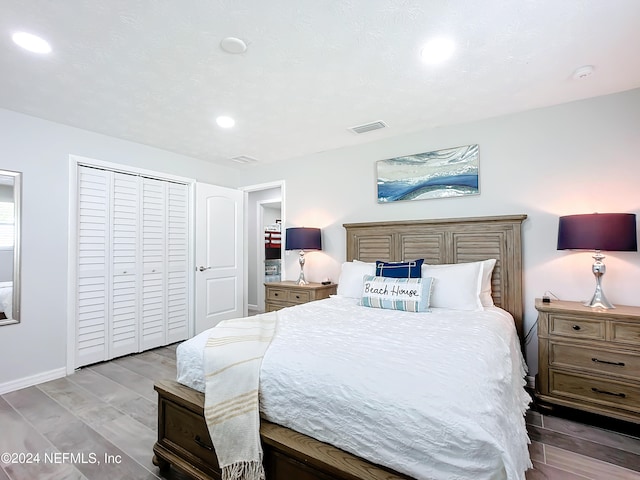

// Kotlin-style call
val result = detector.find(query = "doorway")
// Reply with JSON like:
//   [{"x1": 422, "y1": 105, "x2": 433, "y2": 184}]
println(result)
[{"x1": 243, "y1": 182, "x2": 284, "y2": 314}]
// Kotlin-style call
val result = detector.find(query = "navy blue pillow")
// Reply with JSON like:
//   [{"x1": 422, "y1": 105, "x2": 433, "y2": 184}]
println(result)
[{"x1": 375, "y1": 259, "x2": 424, "y2": 278}]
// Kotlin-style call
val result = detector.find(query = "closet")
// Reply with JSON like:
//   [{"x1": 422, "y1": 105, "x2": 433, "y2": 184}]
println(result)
[
  {"x1": 75, "y1": 165, "x2": 189, "y2": 368},
  {"x1": 264, "y1": 222, "x2": 281, "y2": 283}
]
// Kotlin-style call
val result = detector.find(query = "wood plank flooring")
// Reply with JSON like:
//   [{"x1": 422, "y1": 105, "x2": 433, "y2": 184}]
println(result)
[{"x1": 1, "y1": 344, "x2": 639, "y2": 479}]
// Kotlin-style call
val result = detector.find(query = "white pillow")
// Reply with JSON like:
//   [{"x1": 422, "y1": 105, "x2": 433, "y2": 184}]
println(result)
[
  {"x1": 421, "y1": 262, "x2": 483, "y2": 311},
  {"x1": 479, "y1": 259, "x2": 497, "y2": 307},
  {"x1": 336, "y1": 261, "x2": 376, "y2": 298}
]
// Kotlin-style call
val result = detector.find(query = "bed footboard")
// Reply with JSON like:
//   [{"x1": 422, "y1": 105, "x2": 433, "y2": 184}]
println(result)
[{"x1": 153, "y1": 380, "x2": 411, "y2": 480}]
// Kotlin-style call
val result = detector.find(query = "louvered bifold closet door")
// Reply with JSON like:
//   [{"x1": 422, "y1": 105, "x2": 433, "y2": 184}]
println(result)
[
  {"x1": 110, "y1": 172, "x2": 139, "y2": 358},
  {"x1": 140, "y1": 178, "x2": 167, "y2": 350},
  {"x1": 166, "y1": 183, "x2": 189, "y2": 343},
  {"x1": 76, "y1": 167, "x2": 110, "y2": 367},
  {"x1": 76, "y1": 166, "x2": 190, "y2": 368}
]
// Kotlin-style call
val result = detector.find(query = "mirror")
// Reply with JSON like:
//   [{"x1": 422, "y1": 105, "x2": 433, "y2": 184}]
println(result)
[{"x1": 0, "y1": 169, "x2": 21, "y2": 325}]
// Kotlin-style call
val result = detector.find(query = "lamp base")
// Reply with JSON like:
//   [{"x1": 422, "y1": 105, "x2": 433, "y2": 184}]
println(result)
[
  {"x1": 296, "y1": 251, "x2": 308, "y2": 285},
  {"x1": 584, "y1": 291, "x2": 614, "y2": 309},
  {"x1": 584, "y1": 251, "x2": 615, "y2": 309}
]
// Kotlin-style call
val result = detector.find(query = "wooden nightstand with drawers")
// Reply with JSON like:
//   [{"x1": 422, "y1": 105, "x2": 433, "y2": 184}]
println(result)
[
  {"x1": 265, "y1": 281, "x2": 337, "y2": 312},
  {"x1": 535, "y1": 298, "x2": 640, "y2": 423}
]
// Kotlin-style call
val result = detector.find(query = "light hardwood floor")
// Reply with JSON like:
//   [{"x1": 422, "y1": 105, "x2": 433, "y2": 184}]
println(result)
[{"x1": 1, "y1": 345, "x2": 639, "y2": 480}]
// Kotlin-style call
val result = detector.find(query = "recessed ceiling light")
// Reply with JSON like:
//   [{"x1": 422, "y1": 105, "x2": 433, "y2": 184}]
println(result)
[
  {"x1": 12, "y1": 31, "x2": 52, "y2": 54},
  {"x1": 420, "y1": 37, "x2": 455, "y2": 65},
  {"x1": 216, "y1": 116, "x2": 235, "y2": 128},
  {"x1": 220, "y1": 37, "x2": 247, "y2": 54}
]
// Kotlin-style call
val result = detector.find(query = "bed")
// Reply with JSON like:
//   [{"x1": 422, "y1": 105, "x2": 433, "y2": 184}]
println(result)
[
  {"x1": 153, "y1": 214, "x2": 529, "y2": 480},
  {"x1": 0, "y1": 281, "x2": 12, "y2": 320}
]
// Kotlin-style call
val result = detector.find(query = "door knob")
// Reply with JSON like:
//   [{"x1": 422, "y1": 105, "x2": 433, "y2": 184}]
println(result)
[{"x1": 198, "y1": 266, "x2": 212, "y2": 272}]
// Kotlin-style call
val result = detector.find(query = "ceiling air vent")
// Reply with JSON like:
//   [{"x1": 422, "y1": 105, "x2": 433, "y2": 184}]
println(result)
[
  {"x1": 230, "y1": 155, "x2": 259, "y2": 165},
  {"x1": 348, "y1": 120, "x2": 388, "y2": 135}
]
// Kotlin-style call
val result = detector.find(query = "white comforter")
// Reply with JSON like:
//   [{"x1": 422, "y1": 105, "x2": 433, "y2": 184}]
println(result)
[
  {"x1": 0, "y1": 282, "x2": 12, "y2": 319},
  {"x1": 177, "y1": 296, "x2": 531, "y2": 480}
]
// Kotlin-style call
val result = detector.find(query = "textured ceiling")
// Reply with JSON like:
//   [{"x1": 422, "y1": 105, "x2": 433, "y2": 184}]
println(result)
[{"x1": 1, "y1": 1, "x2": 640, "y2": 166}]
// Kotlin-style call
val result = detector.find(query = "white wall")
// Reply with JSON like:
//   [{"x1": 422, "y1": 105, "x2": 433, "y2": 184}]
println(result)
[
  {"x1": 241, "y1": 88, "x2": 640, "y2": 374},
  {"x1": 0, "y1": 251, "x2": 11, "y2": 283},
  {"x1": 0, "y1": 184, "x2": 13, "y2": 282},
  {"x1": 2, "y1": 88, "x2": 638, "y2": 388},
  {"x1": 0, "y1": 108, "x2": 239, "y2": 390},
  {"x1": 0, "y1": 184, "x2": 12, "y2": 201}
]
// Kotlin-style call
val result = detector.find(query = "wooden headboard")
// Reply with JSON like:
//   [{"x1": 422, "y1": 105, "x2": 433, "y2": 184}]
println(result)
[{"x1": 343, "y1": 214, "x2": 527, "y2": 341}]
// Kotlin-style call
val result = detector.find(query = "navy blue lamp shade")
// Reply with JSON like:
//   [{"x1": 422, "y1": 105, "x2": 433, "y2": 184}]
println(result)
[
  {"x1": 557, "y1": 213, "x2": 637, "y2": 252},
  {"x1": 285, "y1": 227, "x2": 322, "y2": 251},
  {"x1": 286, "y1": 227, "x2": 321, "y2": 285},
  {"x1": 557, "y1": 213, "x2": 637, "y2": 309}
]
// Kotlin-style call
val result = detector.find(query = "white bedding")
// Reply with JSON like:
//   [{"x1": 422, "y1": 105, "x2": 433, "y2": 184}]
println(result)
[
  {"x1": 177, "y1": 296, "x2": 531, "y2": 480},
  {"x1": 0, "y1": 282, "x2": 12, "y2": 319}
]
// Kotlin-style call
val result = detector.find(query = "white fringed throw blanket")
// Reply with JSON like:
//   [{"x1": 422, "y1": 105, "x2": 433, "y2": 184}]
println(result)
[{"x1": 204, "y1": 312, "x2": 277, "y2": 480}]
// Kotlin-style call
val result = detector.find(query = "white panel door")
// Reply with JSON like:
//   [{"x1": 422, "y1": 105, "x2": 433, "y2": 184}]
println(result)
[
  {"x1": 110, "y1": 172, "x2": 139, "y2": 358},
  {"x1": 166, "y1": 182, "x2": 189, "y2": 343},
  {"x1": 140, "y1": 178, "x2": 167, "y2": 350},
  {"x1": 76, "y1": 167, "x2": 110, "y2": 366},
  {"x1": 195, "y1": 183, "x2": 244, "y2": 334}
]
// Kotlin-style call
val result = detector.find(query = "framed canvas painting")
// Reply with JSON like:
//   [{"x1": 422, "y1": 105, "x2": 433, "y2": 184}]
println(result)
[{"x1": 376, "y1": 144, "x2": 479, "y2": 203}]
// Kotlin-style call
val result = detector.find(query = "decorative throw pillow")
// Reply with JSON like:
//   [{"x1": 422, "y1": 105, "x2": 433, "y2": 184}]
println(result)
[
  {"x1": 336, "y1": 261, "x2": 376, "y2": 298},
  {"x1": 360, "y1": 275, "x2": 433, "y2": 312},
  {"x1": 421, "y1": 262, "x2": 483, "y2": 311},
  {"x1": 375, "y1": 259, "x2": 424, "y2": 278}
]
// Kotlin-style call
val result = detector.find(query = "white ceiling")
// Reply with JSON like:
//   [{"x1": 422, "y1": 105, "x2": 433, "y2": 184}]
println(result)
[{"x1": 1, "y1": 1, "x2": 640, "y2": 166}]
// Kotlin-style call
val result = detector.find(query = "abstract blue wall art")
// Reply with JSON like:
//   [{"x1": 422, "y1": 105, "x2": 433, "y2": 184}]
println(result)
[{"x1": 376, "y1": 144, "x2": 479, "y2": 203}]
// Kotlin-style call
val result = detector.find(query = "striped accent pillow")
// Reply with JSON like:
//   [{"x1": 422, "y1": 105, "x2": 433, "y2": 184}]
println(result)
[{"x1": 360, "y1": 275, "x2": 433, "y2": 312}]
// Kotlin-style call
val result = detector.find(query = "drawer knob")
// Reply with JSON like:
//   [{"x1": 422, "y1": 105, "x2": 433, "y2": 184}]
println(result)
[
  {"x1": 591, "y1": 387, "x2": 626, "y2": 398},
  {"x1": 274, "y1": 292, "x2": 279, "y2": 297},
  {"x1": 194, "y1": 434, "x2": 213, "y2": 451},
  {"x1": 591, "y1": 358, "x2": 625, "y2": 367},
  {"x1": 572, "y1": 325, "x2": 581, "y2": 331},
  {"x1": 295, "y1": 295, "x2": 300, "y2": 299}
]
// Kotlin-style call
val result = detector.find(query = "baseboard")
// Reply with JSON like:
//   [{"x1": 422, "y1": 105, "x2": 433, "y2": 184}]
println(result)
[{"x1": 0, "y1": 367, "x2": 66, "y2": 395}]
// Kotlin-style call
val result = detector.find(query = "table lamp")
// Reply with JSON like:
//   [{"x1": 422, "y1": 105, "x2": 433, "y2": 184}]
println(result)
[
  {"x1": 557, "y1": 213, "x2": 637, "y2": 309},
  {"x1": 285, "y1": 227, "x2": 322, "y2": 285}
]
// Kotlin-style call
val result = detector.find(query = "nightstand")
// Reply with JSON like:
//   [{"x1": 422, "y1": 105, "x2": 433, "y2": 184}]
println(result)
[
  {"x1": 264, "y1": 281, "x2": 337, "y2": 312},
  {"x1": 535, "y1": 298, "x2": 640, "y2": 423}
]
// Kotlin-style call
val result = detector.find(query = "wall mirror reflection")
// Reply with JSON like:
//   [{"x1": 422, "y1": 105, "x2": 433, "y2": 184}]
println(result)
[{"x1": 0, "y1": 169, "x2": 21, "y2": 325}]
